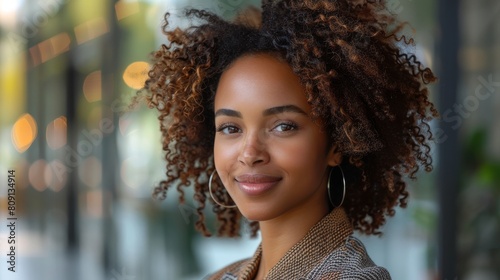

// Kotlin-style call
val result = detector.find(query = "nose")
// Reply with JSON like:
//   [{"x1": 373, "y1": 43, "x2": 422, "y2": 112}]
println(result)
[{"x1": 238, "y1": 132, "x2": 270, "y2": 166}]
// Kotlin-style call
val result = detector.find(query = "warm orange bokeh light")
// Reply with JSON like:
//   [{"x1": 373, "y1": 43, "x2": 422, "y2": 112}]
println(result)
[
  {"x1": 86, "y1": 190, "x2": 103, "y2": 217},
  {"x1": 83, "y1": 71, "x2": 102, "y2": 102},
  {"x1": 46, "y1": 116, "x2": 67, "y2": 150},
  {"x1": 14, "y1": 158, "x2": 30, "y2": 190},
  {"x1": 74, "y1": 18, "x2": 109, "y2": 45},
  {"x1": 115, "y1": 1, "x2": 140, "y2": 21},
  {"x1": 29, "y1": 159, "x2": 48, "y2": 192},
  {"x1": 12, "y1": 113, "x2": 38, "y2": 153},
  {"x1": 45, "y1": 160, "x2": 67, "y2": 192},
  {"x1": 29, "y1": 33, "x2": 71, "y2": 66},
  {"x1": 123, "y1": 61, "x2": 149, "y2": 89}
]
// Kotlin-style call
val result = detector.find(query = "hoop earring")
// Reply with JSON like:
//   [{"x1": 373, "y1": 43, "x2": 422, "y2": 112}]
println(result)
[
  {"x1": 327, "y1": 166, "x2": 346, "y2": 208},
  {"x1": 209, "y1": 170, "x2": 237, "y2": 208}
]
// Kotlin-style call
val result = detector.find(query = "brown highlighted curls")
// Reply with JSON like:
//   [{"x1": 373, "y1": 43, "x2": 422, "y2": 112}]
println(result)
[{"x1": 135, "y1": 0, "x2": 438, "y2": 237}]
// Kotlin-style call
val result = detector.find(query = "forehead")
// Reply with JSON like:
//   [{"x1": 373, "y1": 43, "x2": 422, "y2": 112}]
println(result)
[{"x1": 214, "y1": 53, "x2": 310, "y2": 111}]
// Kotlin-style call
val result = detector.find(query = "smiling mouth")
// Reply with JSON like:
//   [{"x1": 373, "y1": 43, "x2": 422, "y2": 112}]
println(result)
[{"x1": 235, "y1": 174, "x2": 282, "y2": 196}]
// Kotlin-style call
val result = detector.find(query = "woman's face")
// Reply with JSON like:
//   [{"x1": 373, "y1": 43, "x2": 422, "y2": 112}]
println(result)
[{"x1": 213, "y1": 53, "x2": 340, "y2": 221}]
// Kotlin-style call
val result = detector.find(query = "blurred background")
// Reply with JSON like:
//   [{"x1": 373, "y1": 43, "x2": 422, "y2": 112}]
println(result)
[{"x1": 0, "y1": 0, "x2": 498, "y2": 279}]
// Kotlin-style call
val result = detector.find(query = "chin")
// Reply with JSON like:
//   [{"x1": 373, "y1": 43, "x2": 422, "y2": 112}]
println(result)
[{"x1": 237, "y1": 202, "x2": 283, "y2": 222}]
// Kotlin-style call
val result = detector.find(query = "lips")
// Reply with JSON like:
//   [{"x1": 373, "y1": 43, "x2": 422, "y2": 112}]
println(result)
[{"x1": 235, "y1": 174, "x2": 282, "y2": 196}]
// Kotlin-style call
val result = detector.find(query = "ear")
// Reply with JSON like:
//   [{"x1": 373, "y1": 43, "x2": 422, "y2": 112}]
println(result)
[{"x1": 326, "y1": 145, "x2": 342, "y2": 166}]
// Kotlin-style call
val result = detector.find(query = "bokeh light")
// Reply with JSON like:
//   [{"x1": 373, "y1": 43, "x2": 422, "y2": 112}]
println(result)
[
  {"x1": 45, "y1": 160, "x2": 68, "y2": 192},
  {"x1": 123, "y1": 61, "x2": 149, "y2": 89},
  {"x1": 83, "y1": 71, "x2": 102, "y2": 103},
  {"x1": 115, "y1": 1, "x2": 140, "y2": 21},
  {"x1": 74, "y1": 17, "x2": 109, "y2": 45},
  {"x1": 46, "y1": 116, "x2": 67, "y2": 150},
  {"x1": 78, "y1": 156, "x2": 102, "y2": 188},
  {"x1": 12, "y1": 113, "x2": 38, "y2": 153},
  {"x1": 120, "y1": 156, "x2": 147, "y2": 189},
  {"x1": 29, "y1": 32, "x2": 71, "y2": 66},
  {"x1": 119, "y1": 115, "x2": 134, "y2": 136},
  {"x1": 14, "y1": 158, "x2": 30, "y2": 190},
  {"x1": 86, "y1": 190, "x2": 103, "y2": 217},
  {"x1": 0, "y1": 0, "x2": 20, "y2": 28},
  {"x1": 29, "y1": 159, "x2": 48, "y2": 192}
]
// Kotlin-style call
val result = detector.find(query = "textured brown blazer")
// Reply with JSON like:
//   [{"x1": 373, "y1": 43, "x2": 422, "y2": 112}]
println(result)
[{"x1": 204, "y1": 207, "x2": 391, "y2": 280}]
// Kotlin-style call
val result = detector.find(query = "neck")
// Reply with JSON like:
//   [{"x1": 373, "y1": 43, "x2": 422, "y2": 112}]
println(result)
[{"x1": 255, "y1": 200, "x2": 330, "y2": 279}]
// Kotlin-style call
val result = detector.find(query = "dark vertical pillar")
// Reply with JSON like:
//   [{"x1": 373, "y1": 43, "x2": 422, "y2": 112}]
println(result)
[
  {"x1": 65, "y1": 59, "x2": 79, "y2": 251},
  {"x1": 437, "y1": 0, "x2": 460, "y2": 278},
  {"x1": 101, "y1": 0, "x2": 120, "y2": 274}
]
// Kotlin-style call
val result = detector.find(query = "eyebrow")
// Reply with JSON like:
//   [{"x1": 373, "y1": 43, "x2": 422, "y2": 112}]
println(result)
[
  {"x1": 263, "y1": 105, "x2": 307, "y2": 116},
  {"x1": 214, "y1": 109, "x2": 242, "y2": 118},
  {"x1": 214, "y1": 105, "x2": 307, "y2": 118}
]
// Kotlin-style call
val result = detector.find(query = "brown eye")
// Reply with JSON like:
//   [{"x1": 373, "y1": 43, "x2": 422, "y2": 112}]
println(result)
[
  {"x1": 217, "y1": 124, "x2": 241, "y2": 134},
  {"x1": 273, "y1": 122, "x2": 298, "y2": 132}
]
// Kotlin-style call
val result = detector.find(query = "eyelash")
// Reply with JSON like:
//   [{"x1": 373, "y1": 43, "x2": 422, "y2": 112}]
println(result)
[
  {"x1": 216, "y1": 123, "x2": 241, "y2": 134},
  {"x1": 273, "y1": 121, "x2": 298, "y2": 133},
  {"x1": 215, "y1": 121, "x2": 299, "y2": 135}
]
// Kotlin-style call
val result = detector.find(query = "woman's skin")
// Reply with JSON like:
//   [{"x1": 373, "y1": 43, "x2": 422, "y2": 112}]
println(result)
[{"x1": 213, "y1": 53, "x2": 342, "y2": 278}]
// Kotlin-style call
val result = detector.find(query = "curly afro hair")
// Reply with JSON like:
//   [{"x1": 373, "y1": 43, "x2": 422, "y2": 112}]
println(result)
[{"x1": 137, "y1": 0, "x2": 438, "y2": 237}]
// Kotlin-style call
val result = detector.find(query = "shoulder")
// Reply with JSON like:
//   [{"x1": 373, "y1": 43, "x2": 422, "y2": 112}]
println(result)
[
  {"x1": 202, "y1": 258, "x2": 250, "y2": 280},
  {"x1": 306, "y1": 236, "x2": 392, "y2": 280}
]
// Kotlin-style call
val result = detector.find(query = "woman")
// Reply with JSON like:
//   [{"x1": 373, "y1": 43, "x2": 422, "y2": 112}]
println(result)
[{"x1": 138, "y1": 0, "x2": 437, "y2": 279}]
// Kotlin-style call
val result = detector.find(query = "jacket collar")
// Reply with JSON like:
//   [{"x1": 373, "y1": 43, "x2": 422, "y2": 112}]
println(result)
[{"x1": 239, "y1": 207, "x2": 353, "y2": 279}]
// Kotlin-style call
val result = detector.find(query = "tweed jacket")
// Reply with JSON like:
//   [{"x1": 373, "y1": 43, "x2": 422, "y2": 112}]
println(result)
[{"x1": 204, "y1": 207, "x2": 391, "y2": 280}]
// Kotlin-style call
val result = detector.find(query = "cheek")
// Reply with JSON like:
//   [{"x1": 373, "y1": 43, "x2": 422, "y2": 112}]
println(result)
[
  {"x1": 279, "y1": 147, "x2": 323, "y2": 169},
  {"x1": 272, "y1": 135, "x2": 328, "y2": 174},
  {"x1": 213, "y1": 138, "x2": 238, "y2": 174}
]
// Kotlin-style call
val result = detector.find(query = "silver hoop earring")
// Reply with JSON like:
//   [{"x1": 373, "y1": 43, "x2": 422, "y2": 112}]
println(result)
[
  {"x1": 327, "y1": 166, "x2": 346, "y2": 208},
  {"x1": 209, "y1": 170, "x2": 237, "y2": 208}
]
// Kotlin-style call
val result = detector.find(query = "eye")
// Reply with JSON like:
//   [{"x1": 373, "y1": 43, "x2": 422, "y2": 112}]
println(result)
[
  {"x1": 216, "y1": 124, "x2": 241, "y2": 135},
  {"x1": 273, "y1": 122, "x2": 298, "y2": 133}
]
